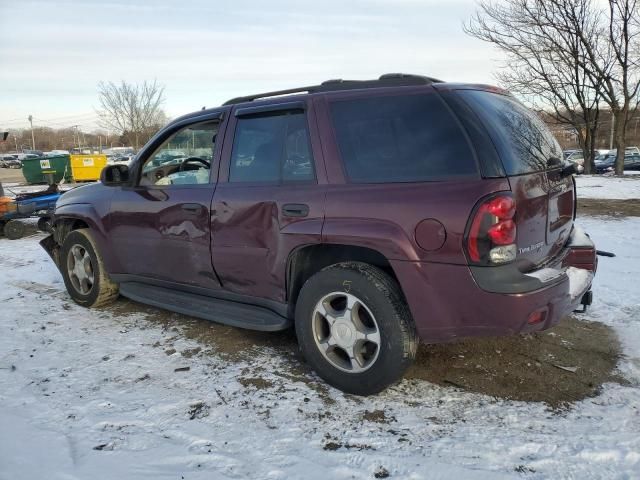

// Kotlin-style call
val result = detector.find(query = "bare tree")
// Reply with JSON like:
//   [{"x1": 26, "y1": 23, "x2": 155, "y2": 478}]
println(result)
[
  {"x1": 97, "y1": 80, "x2": 166, "y2": 149},
  {"x1": 588, "y1": 0, "x2": 640, "y2": 174},
  {"x1": 465, "y1": 0, "x2": 607, "y2": 174}
]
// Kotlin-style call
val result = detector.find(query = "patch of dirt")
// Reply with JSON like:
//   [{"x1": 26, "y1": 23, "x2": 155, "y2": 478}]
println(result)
[
  {"x1": 362, "y1": 409, "x2": 393, "y2": 424},
  {"x1": 106, "y1": 299, "x2": 624, "y2": 407},
  {"x1": 374, "y1": 466, "x2": 390, "y2": 478},
  {"x1": 577, "y1": 198, "x2": 640, "y2": 217},
  {"x1": 187, "y1": 401, "x2": 209, "y2": 420},
  {"x1": 107, "y1": 298, "x2": 298, "y2": 360},
  {"x1": 322, "y1": 437, "x2": 374, "y2": 451},
  {"x1": 407, "y1": 316, "x2": 625, "y2": 407},
  {"x1": 180, "y1": 347, "x2": 201, "y2": 358},
  {"x1": 0, "y1": 168, "x2": 26, "y2": 184},
  {"x1": 238, "y1": 376, "x2": 274, "y2": 389}
]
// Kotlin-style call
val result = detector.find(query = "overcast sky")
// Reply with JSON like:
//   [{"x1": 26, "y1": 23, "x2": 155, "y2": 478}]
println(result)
[{"x1": 0, "y1": 0, "x2": 503, "y2": 132}]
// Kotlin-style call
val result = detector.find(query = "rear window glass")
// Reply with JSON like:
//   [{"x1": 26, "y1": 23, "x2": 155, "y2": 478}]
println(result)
[
  {"x1": 458, "y1": 90, "x2": 562, "y2": 175},
  {"x1": 329, "y1": 94, "x2": 477, "y2": 183}
]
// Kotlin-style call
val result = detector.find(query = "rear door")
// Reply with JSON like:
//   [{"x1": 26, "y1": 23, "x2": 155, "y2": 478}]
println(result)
[
  {"x1": 457, "y1": 89, "x2": 574, "y2": 267},
  {"x1": 211, "y1": 101, "x2": 327, "y2": 302}
]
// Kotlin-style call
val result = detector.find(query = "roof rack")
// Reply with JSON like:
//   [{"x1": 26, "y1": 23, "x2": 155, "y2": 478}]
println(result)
[{"x1": 222, "y1": 73, "x2": 443, "y2": 106}]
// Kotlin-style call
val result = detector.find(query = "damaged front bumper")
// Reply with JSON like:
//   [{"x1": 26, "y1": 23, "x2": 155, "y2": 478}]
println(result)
[{"x1": 40, "y1": 234, "x2": 60, "y2": 268}]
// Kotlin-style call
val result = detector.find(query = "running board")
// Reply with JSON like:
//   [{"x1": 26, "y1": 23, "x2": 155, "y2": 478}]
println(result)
[{"x1": 119, "y1": 282, "x2": 292, "y2": 332}]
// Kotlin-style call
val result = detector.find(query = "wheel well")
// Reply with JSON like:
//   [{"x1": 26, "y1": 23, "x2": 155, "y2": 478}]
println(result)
[
  {"x1": 287, "y1": 244, "x2": 397, "y2": 306},
  {"x1": 54, "y1": 218, "x2": 89, "y2": 244}
]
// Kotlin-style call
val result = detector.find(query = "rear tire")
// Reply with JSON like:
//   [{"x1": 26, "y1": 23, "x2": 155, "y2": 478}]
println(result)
[
  {"x1": 5, "y1": 220, "x2": 26, "y2": 240},
  {"x1": 295, "y1": 262, "x2": 417, "y2": 395},
  {"x1": 60, "y1": 229, "x2": 119, "y2": 307}
]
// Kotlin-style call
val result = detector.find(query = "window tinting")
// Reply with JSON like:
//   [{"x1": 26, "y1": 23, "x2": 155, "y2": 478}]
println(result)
[
  {"x1": 229, "y1": 112, "x2": 314, "y2": 183},
  {"x1": 329, "y1": 94, "x2": 477, "y2": 183},
  {"x1": 458, "y1": 90, "x2": 563, "y2": 175}
]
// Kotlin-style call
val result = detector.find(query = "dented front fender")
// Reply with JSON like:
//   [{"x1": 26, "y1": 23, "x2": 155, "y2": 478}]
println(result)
[{"x1": 40, "y1": 234, "x2": 60, "y2": 269}]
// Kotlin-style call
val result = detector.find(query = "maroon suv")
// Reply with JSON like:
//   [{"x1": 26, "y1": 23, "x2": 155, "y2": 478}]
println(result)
[{"x1": 41, "y1": 74, "x2": 596, "y2": 395}]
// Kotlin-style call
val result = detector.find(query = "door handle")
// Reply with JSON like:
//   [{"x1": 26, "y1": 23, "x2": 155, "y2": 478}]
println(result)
[
  {"x1": 282, "y1": 203, "x2": 309, "y2": 217},
  {"x1": 181, "y1": 203, "x2": 201, "y2": 213}
]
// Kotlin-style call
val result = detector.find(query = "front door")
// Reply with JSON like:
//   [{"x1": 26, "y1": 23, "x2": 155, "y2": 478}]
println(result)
[
  {"x1": 108, "y1": 116, "x2": 225, "y2": 289},
  {"x1": 211, "y1": 102, "x2": 327, "y2": 302}
]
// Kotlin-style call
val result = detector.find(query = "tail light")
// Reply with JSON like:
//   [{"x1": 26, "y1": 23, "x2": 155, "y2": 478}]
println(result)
[{"x1": 466, "y1": 193, "x2": 517, "y2": 265}]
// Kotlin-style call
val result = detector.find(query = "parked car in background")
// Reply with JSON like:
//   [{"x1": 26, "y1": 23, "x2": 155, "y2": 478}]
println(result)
[
  {"x1": 20, "y1": 149, "x2": 44, "y2": 157},
  {"x1": 45, "y1": 150, "x2": 70, "y2": 157},
  {"x1": 606, "y1": 147, "x2": 640, "y2": 158},
  {"x1": 150, "y1": 149, "x2": 187, "y2": 167},
  {"x1": 563, "y1": 151, "x2": 585, "y2": 174},
  {"x1": 41, "y1": 74, "x2": 597, "y2": 395},
  {"x1": 625, "y1": 153, "x2": 640, "y2": 170},
  {"x1": 1, "y1": 154, "x2": 22, "y2": 168},
  {"x1": 107, "y1": 153, "x2": 135, "y2": 166},
  {"x1": 595, "y1": 152, "x2": 640, "y2": 173}
]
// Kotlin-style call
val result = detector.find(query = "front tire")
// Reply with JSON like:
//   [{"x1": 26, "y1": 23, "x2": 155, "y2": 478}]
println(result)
[
  {"x1": 60, "y1": 229, "x2": 119, "y2": 307},
  {"x1": 295, "y1": 262, "x2": 417, "y2": 395},
  {"x1": 37, "y1": 216, "x2": 52, "y2": 233}
]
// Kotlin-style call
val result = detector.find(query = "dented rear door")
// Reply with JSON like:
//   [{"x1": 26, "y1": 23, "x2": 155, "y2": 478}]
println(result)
[{"x1": 211, "y1": 100, "x2": 327, "y2": 302}]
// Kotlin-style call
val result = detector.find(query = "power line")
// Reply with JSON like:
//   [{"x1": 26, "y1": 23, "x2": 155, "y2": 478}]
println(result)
[{"x1": 0, "y1": 112, "x2": 101, "y2": 127}]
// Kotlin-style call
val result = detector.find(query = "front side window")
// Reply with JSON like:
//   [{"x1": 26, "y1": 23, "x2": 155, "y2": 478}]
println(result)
[
  {"x1": 330, "y1": 94, "x2": 477, "y2": 183},
  {"x1": 229, "y1": 112, "x2": 314, "y2": 183},
  {"x1": 140, "y1": 122, "x2": 218, "y2": 186}
]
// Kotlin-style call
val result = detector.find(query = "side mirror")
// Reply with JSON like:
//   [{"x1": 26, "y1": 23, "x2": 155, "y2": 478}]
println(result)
[
  {"x1": 100, "y1": 164, "x2": 130, "y2": 186},
  {"x1": 560, "y1": 162, "x2": 577, "y2": 177}
]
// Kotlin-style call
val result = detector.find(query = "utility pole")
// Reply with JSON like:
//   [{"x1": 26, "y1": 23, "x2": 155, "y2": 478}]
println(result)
[
  {"x1": 28, "y1": 115, "x2": 35, "y2": 150},
  {"x1": 72, "y1": 125, "x2": 79, "y2": 149}
]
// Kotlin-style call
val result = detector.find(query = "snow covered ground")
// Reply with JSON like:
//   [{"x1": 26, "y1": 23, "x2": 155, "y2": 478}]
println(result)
[
  {"x1": 1, "y1": 221, "x2": 639, "y2": 479},
  {"x1": 575, "y1": 174, "x2": 640, "y2": 200}
]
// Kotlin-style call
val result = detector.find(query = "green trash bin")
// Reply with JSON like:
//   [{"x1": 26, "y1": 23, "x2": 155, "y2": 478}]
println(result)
[{"x1": 21, "y1": 155, "x2": 72, "y2": 184}]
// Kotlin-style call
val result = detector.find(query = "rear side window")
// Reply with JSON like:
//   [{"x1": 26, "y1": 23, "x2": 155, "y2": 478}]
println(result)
[
  {"x1": 229, "y1": 112, "x2": 315, "y2": 183},
  {"x1": 458, "y1": 90, "x2": 563, "y2": 175},
  {"x1": 329, "y1": 94, "x2": 477, "y2": 183}
]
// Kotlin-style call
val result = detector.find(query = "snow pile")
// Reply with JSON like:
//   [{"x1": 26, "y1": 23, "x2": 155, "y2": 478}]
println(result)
[
  {"x1": 1, "y1": 183, "x2": 76, "y2": 198},
  {"x1": 575, "y1": 175, "x2": 640, "y2": 200},
  {"x1": 0, "y1": 219, "x2": 639, "y2": 479},
  {"x1": 566, "y1": 267, "x2": 594, "y2": 301}
]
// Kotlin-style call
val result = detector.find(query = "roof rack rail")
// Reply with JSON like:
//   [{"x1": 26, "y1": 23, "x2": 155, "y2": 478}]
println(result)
[{"x1": 222, "y1": 73, "x2": 443, "y2": 106}]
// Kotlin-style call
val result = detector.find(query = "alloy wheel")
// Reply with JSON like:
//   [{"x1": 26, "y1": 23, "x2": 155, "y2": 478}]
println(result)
[
  {"x1": 66, "y1": 244, "x2": 95, "y2": 295},
  {"x1": 311, "y1": 292, "x2": 381, "y2": 373}
]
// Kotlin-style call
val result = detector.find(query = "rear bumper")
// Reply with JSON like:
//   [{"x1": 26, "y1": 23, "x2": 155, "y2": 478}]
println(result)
[{"x1": 393, "y1": 226, "x2": 596, "y2": 343}]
